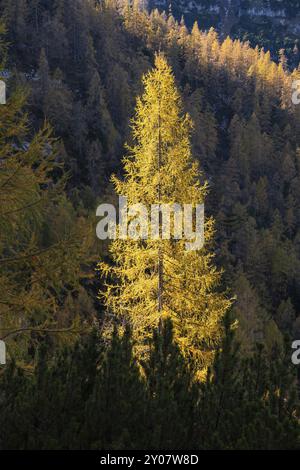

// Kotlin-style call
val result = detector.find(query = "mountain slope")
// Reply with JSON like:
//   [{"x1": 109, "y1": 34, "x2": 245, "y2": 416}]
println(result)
[{"x1": 149, "y1": 0, "x2": 300, "y2": 66}]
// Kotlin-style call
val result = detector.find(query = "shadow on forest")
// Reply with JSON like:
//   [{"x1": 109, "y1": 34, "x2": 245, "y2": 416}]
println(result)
[{"x1": 0, "y1": 317, "x2": 298, "y2": 450}]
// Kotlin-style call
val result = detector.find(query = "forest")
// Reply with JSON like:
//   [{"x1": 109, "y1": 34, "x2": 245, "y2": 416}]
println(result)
[
  {"x1": 0, "y1": 0, "x2": 300, "y2": 450},
  {"x1": 148, "y1": 0, "x2": 300, "y2": 69}
]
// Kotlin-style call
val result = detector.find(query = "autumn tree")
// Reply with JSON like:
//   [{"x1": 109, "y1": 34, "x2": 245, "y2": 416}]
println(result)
[
  {"x1": 0, "y1": 33, "x2": 94, "y2": 362},
  {"x1": 99, "y1": 54, "x2": 231, "y2": 374}
]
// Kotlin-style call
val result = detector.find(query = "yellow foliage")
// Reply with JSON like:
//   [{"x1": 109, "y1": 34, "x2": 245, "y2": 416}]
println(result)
[{"x1": 99, "y1": 54, "x2": 231, "y2": 371}]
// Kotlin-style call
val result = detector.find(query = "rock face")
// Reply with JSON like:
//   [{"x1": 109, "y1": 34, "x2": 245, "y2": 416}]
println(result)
[{"x1": 149, "y1": 0, "x2": 300, "y2": 66}]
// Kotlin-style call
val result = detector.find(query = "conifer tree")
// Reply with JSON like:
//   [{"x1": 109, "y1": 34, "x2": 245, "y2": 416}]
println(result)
[
  {"x1": 197, "y1": 315, "x2": 299, "y2": 450},
  {"x1": 144, "y1": 318, "x2": 196, "y2": 449},
  {"x1": 86, "y1": 69, "x2": 118, "y2": 165},
  {"x1": 0, "y1": 29, "x2": 92, "y2": 362},
  {"x1": 99, "y1": 54, "x2": 231, "y2": 374},
  {"x1": 84, "y1": 325, "x2": 146, "y2": 450}
]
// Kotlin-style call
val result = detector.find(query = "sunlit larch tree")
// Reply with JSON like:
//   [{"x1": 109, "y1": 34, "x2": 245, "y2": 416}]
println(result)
[{"x1": 99, "y1": 54, "x2": 231, "y2": 375}]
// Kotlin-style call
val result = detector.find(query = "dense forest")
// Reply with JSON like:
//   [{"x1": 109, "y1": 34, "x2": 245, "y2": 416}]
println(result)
[
  {"x1": 149, "y1": 0, "x2": 300, "y2": 68},
  {"x1": 0, "y1": 0, "x2": 300, "y2": 450}
]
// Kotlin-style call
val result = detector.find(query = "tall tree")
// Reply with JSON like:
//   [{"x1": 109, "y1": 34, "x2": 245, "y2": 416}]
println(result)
[
  {"x1": 99, "y1": 54, "x2": 231, "y2": 374},
  {"x1": 0, "y1": 29, "x2": 92, "y2": 362}
]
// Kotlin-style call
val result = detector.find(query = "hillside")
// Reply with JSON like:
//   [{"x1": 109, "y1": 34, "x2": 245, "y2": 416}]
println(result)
[
  {"x1": 0, "y1": 0, "x2": 300, "y2": 450},
  {"x1": 1, "y1": 0, "x2": 300, "y2": 377},
  {"x1": 150, "y1": 0, "x2": 300, "y2": 67}
]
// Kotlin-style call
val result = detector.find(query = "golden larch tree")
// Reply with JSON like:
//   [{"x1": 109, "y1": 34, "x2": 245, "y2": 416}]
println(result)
[{"x1": 99, "y1": 54, "x2": 231, "y2": 373}]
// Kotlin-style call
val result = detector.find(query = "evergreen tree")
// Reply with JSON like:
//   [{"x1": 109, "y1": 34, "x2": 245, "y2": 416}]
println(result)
[
  {"x1": 143, "y1": 318, "x2": 196, "y2": 449},
  {"x1": 197, "y1": 315, "x2": 299, "y2": 450},
  {"x1": 85, "y1": 69, "x2": 118, "y2": 167},
  {"x1": 84, "y1": 325, "x2": 146, "y2": 450},
  {"x1": 0, "y1": 331, "x2": 100, "y2": 449}
]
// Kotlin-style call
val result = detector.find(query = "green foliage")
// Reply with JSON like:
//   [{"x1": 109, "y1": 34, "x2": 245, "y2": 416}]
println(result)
[
  {"x1": 143, "y1": 319, "x2": 197, "y2": 449},
  {"x1": 198, "y1": 316, "x2": 299, "y2": 449},
  {"x1": 0, "y1": 319, "x2": 299, "y2": 450}
]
